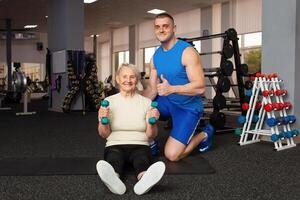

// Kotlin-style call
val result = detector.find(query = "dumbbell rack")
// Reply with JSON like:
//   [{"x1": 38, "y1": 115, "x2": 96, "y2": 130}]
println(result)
[{"x1": 239, "y1": 75, "x2": 297, "y2": 151}]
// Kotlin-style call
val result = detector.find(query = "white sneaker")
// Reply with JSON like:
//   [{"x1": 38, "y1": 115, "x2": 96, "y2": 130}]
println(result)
[
  {"x1": 96, "y1": 160, "x2": 126, "y2": 195},
  {"x1": 133, "y1": 161, "x2": 165, "y2": 195}
]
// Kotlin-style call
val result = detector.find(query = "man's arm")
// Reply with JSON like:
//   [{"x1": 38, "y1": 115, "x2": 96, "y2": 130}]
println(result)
[
  {"x1": 141, "y1": 59, "x2": 159, "y2": 100},
  {"x1": 157, "y1": 47, "x2": 205, "y2": 96}
]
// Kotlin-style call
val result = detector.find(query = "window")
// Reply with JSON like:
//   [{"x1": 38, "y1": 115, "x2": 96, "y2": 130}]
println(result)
[
  {"x1": 114, "y1": 50, "x2": 129, "y2": 73},
  {"x1": 143, "y1": 46, "x2": 159, "y2": 76},
  {"x1": 238, "y1": 32, "x2": 262, "y2": 73},
  {"x1": 118, "y1": 50, "x2": 129, "y2": 65},
  {"x1": 192, "y1": 40, "x2": 201, "y2": 53},
  {"x1": 21, "y1": 63, "x2": 45, "y2": 82},
  {"x1": 244, "y1": 32, "x2": 262, "y2": 47}
]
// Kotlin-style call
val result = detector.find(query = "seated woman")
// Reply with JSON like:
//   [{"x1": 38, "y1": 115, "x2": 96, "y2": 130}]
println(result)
[{"x1": 96, "y1": 63, "x2": 165, "y2": 195}]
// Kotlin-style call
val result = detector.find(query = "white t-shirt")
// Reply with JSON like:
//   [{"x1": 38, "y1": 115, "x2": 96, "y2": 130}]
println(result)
[{"x1": 104, "y1": 93, "x2": 152, "y2": 147}]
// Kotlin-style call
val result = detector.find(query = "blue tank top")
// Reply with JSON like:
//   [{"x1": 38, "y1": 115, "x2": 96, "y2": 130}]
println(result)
[{"x1": 153, "y1": 40, "x2": 203, "y2": 113}]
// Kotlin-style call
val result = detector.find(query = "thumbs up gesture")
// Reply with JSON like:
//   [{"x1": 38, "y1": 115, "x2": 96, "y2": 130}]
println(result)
[{"x1": 157, "y1": 74, "x2": 173, "y2": 96}]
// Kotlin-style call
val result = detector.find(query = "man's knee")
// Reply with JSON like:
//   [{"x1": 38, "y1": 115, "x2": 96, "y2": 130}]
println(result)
[{"x1": 164, "y1": 148, "x2": 182, "y2": 162}]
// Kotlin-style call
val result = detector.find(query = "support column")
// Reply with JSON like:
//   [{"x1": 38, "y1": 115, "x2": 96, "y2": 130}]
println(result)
[
  {"x1": 262, "y1": 0, "x2": 300, "y2": 131},
  {"x1": 129, "y1": 25, "x2": 136, "y2": 64},
  {"x1": 5, "y1": 19, "x2": 12, "y2": 91},
  {"x1": 47, "y1": 0, "x2": 84, "y2": 112},
  {"x1": 48, "y1": 0, "x2": 84, "y2": 51}
]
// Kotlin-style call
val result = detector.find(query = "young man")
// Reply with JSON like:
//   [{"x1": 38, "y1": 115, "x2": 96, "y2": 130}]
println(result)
[{"x1": 142, "y1": 13, "x2": 214, "y2": 161}]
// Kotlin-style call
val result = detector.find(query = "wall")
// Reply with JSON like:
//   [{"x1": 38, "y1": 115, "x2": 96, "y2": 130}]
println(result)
[
  {"x1": 262, "y1": 0, "x2": 298, "y2": 131},
  {"x1": 235, "y1": 0, "x2": 261, "y2": 34},
  {"x1": 0, "y1": 32, "x2": 48, "y2": 64}
]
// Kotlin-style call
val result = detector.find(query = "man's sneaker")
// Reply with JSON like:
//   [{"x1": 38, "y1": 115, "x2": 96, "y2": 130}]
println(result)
[
  {"x1": 198, "y1": 124, "x2": 215, "y2": 152},
  {"x1": 150, "y1": 140, "x2": 159, "y2": 156},
  {"x1": 96, "y1": 160, "x2": 126, "y2": 195},
  {"x1": 133, "y1": 161, "x2": 165, "y2": 195}
]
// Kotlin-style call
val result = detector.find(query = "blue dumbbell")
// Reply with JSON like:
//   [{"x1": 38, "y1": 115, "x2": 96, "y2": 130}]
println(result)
[
  {"x1": 284, "y1": 131, "x2": 293, "y2": 139},
  {"x1": 292, "y1": 129, "x2": 299, "y2": 137},
  {"x1": 246, "y1": 90, "x2": 253, "y2": 97},
  {"x1": 252, "y1": 115, "x2": 259, "y2": 123},
  {"x1": 148, "y1": 101, "x2": 158, "y2": 124},
  {"x1": 280, "y1": 116, "x2": 290, "y2": 125},
  {"x1": 238, "y1": 115, "x2": 246, "y2": 124},
  {"x1": 100, "y1": 100, "x2": 109, "y2": 125},
  {"x1": 267, "y1": 117, "x2": 278, "y2": 127},
  {"x1": 278, "y1": 132, "x2": 285, "y2": 139},
  {"x1": 271, "y1": 134, "x2": 279, "y2": 142},
  {"x1": 287, "y1": 115, "x2": 296, "y2": 124}
]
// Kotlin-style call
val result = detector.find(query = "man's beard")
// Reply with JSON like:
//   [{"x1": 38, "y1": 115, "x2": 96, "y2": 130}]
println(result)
[{"x1": 158, "y1": 33, "x2": 174, "y2": 44}]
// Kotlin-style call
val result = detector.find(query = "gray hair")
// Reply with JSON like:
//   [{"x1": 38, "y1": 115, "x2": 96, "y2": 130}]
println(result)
[{"x1": 116, "y1": 63, "x2": 141, "y2": 80}]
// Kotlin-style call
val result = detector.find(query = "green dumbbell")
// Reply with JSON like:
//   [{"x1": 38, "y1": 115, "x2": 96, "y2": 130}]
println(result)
[
  {"x1": 100, "y1": 100, "x2": 109, "y2": 125},
  {"x1": 148, "y1": 101, "x2": 158, "y2": 124},
  {"x1": 234, "y1": 128, "x2": 242, "y2": 136}
]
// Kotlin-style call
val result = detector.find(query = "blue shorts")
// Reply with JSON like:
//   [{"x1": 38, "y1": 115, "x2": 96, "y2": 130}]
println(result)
[{"x1": 155, "y1": 96, "x2": 203, "y2": 145}]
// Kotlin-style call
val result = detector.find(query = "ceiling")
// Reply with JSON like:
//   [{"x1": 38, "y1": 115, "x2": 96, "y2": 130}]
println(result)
[{"x1": 0, "y1": 0, "x2": 227, "y2": 36}]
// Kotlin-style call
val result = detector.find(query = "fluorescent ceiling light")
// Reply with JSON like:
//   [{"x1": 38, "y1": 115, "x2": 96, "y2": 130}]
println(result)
[
  {"x1": 24, "y1": 25, "x2": 38, "y2": 29},
  {"x1": 84, "y1": 0, "x2": 98, "y2": 3},
  {"x1": 147, "y1": 9, "x2": 166, "y2": 15}
]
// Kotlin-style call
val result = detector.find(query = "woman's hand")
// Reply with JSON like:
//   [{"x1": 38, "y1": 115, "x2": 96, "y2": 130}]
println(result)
[
  {"x1": 146, "y1": 108, "x2": 160, "y2": 122},
  {"x1": 98, "y1": 107, "x2": 110, "y2": 121}
]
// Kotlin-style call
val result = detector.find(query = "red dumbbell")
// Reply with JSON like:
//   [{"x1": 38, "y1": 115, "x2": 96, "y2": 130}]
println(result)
[
  {"x1": 264, "y1": 103, "x2": 273, "y2": 112},
  {"x1": 267, "y1": 74, "x2": 273, "y2": 80},
  {"x1": 250, "y1": 75, "x2": 255, "y2": 81},
  {"x1": 269, "y1": 90, "x2": 274, "y2": 96},
  {"x1": 272, "y1": 73, "x2": 278, "y2": 78},
  {"x1": 283, "y1": 102, "x2": 292, "y2": 110},
  {"x1": 272, "y1": 102, "x2": 282, "y2": 111},
  {"x1": 262, "y1": 90, "x2": 269, "y2": 97},
  {"x1": 278, "y1": 102, "x2": 284, "y2": 110},
  {"x1": 242, "y1": 103, "x2": 250, "y2": 111},
  {"x1": 281, "y1": 89, "x2": 287, "y2": 96},
  {"x1": 275, "y1": 89, "x2": 281, "y2": 96},
  {"x1": 255, "y1": 101, "x2": 262, "y2": 109}
]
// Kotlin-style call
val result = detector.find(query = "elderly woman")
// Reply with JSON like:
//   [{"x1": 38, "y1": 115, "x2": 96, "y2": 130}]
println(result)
[{"x1": 96, "y1": 63, "x2": 165, "y2": 195}]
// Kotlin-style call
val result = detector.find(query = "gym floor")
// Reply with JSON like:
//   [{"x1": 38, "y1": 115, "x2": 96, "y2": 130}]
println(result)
[{"x1": 0, "y1": 100, "x2": 300, "y2": 200}]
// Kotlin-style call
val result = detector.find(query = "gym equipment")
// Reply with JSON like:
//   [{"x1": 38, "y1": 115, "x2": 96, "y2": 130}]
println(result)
[
  {"x1": 237, "y1": 74, "x2": 297, "y2": 151},
  {"x1": 62, "y1": 53, "x2": 102, "y2": 113},
  {"x1": 100, "y1": 100, "x2": 109, "y2": 125},
  {"x1": 209, "y1": 111, "x2": 226, "y2": 128},
  {"x1": 242, "y1": 103, "x2": 249, "y2": 111},
  {"x1": 216, "y1": 76, "x2": 231, "y2": 93},
  {"x1": 183, "y1": 28, "x2": 247, "y2": 129},
  {"x1": 220, "y1": 60, "x2": 234, "y2": 76},
  {"x1": 252, "y1": 115, "x2": 259, "y2": 123},
  {"x1": 148, "y1": 101, "x2": 158, "y2": 124},
  {"x1": 283, "y1": 102, "x2": 292, "y2": 110},
  {"x1": 244, "y1": 80, "x2": 253, "y2": 90},
  {"x1": 10, "y1": 66, "x2": 36, "y2": 115},
  {"x1": 240, "y1": 64, "x2": 249, "y2": 76},
  {"x1": 199, "y1": 43, "x2": 233, "y2": 59},
  {"x1": 238, "y1": 115, "x2": 246, "y2": 124},
  {"x1": 234, "y1": 128, "x2": 242, "y2": 136},
  {"x1": 267, "y1": 117, "x2": 277, "y2": 127},
  {"x1": 212, "y1": 94, "x2": 226, "y2": 110},
  {"x1": 245, "y1": 90, "x2": 252, "y2": 97}
]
